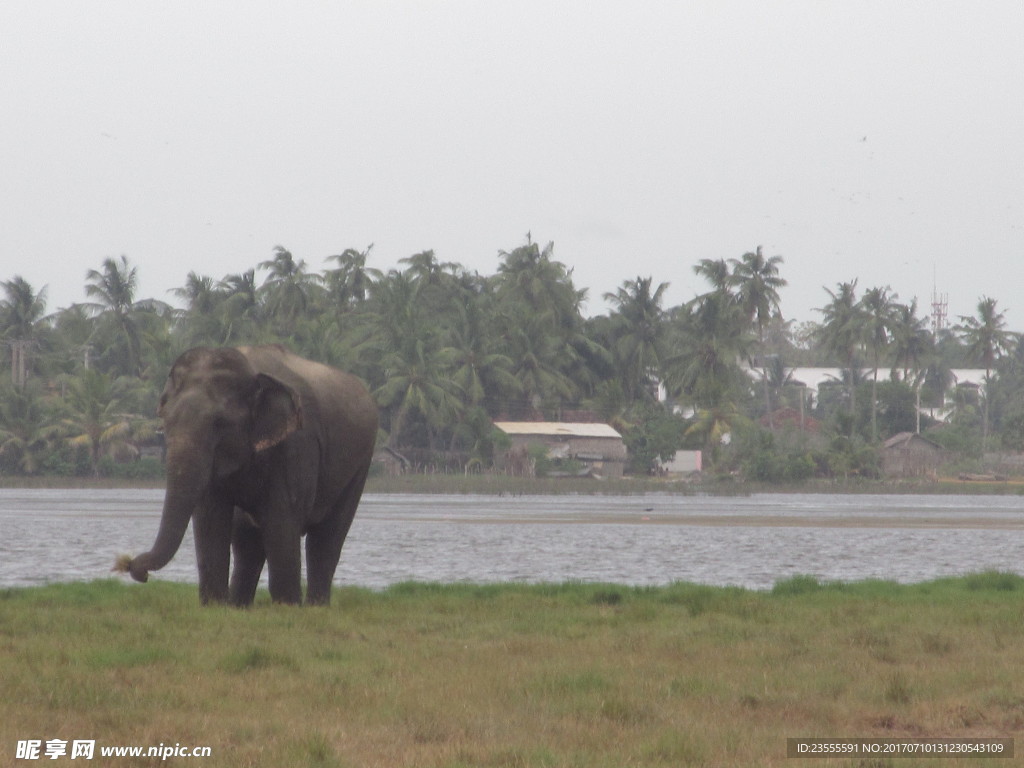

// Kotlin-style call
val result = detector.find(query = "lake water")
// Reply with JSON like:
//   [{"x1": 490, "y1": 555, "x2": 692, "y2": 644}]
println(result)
[{"x1": 2, "y1": 489, "x2": 1024, "y2": 591}]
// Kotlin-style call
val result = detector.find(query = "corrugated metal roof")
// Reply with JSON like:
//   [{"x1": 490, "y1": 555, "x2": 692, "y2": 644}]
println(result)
[
  {"x1": 493, "y1": 422, "x2": 623, "y2": 439},
  {"x1": 882, "y1": 432, "x2": 942, "y2": 450}
]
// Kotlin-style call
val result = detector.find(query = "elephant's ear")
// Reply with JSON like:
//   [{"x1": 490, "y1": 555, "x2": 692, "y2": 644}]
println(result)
[{"x1": 251, "y1": 374, "x2": 303, "y2": 453}]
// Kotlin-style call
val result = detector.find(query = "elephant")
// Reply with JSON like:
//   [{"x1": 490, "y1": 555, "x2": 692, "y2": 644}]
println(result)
[{"x1": 121, "y1": 345, "x2": 378, "y2": 606}]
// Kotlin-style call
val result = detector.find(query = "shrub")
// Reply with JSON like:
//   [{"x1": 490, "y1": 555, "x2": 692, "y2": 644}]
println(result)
[
  {"x1": 737, "y1": 428, "x2": 818, "y2": 483},
  {"x1": 97, "y1": 457, "x2": 165, "y2": 480}
]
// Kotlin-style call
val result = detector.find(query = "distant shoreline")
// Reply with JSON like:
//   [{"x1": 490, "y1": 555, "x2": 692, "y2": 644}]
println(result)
[{"x1": 2, "y1": 473, "x2": 1023, "y2": 496}]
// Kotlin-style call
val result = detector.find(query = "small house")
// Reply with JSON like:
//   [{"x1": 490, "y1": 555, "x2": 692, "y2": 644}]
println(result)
[
  {"x1": 374, "y1": 446, "x2": 411, "y2": 476},
  {"x1": 758, "y1": 407, "x2": 822, "y2": 434},
  {"x1": 661, "y1": 450, "x2": 703, "y2": 476},
  {"x1": 880, "y1": 432, "x2": 945, "y2": 477},
  {"x1": 493, "y1": 422, "x2": 627, "y2": 478}
]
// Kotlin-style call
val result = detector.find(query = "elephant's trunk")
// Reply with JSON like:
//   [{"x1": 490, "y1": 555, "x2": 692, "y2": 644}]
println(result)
[{"x1": 127, "y1": 441, "x2": 210, "y2": 583}]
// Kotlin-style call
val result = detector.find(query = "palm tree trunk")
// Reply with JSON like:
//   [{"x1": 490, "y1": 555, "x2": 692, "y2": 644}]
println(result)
[
  {"x1": 871, "y1": 354, "x2": 879, "y2": 442},
  {"x1": 982, "y1": 370, "x2": 991, "y2": 452},
  {"x1": 847, "y1": 353, "x2": 857, "y2": 417},
  {"x1": 756, "y1": 327, "x2": 773, "y2": 430}
]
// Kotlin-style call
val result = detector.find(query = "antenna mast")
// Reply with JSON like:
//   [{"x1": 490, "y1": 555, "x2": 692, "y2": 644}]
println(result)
[{"x1": 930, "y1": 269, "x2": 948, "y2": 336}]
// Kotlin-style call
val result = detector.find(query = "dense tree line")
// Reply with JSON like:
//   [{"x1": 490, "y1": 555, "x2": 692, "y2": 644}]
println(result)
[{"x1": 0, "y1": 237, "x2": 1020, "y2": 480}]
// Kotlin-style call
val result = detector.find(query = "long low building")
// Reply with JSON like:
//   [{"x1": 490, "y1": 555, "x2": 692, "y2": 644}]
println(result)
[
  {"x1": 740, "y1": 366, "x2": 988, "y2": 420},
  {"x1": 493, "y1": 422, "x2": 627, "y2": 478}
]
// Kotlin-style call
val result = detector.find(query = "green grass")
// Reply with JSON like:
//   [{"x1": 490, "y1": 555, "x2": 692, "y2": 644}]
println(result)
[{"x1": 2, "y1": 576, "x2": 1023, "y2": 766}]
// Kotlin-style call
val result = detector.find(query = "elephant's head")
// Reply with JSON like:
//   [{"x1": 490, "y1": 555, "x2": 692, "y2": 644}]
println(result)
[{"x1": 124, "y1": 347, "x2": 302, "y2": 583}]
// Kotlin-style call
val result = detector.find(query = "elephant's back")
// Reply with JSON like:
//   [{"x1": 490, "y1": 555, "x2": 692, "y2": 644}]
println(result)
[{"x1": 240, "y1": 345, "x2": 378, "y2": 450}]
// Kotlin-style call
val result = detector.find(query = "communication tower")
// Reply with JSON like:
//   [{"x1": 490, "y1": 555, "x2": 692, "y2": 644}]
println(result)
[{"x1": 930, "y1": 284, "x2": 948, "y2": 336}]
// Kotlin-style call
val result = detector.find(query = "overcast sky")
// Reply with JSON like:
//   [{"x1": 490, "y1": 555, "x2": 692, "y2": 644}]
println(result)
[{"x1": 2, "y1": 1, "x2": 1022, "y2": 329}]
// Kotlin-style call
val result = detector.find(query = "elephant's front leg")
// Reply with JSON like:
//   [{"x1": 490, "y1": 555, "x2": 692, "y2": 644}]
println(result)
[
  {"x1": 261, "y1": 513, "x2": 304, "y2": 605},
  {"x1": 230, "y1": 510, "x2": 266, "y2": 607},
  {"x1": 192, "y1": 497, "x2": 234, "y2": 604},
  {"x1": 260, "y1": 438, "x2": 316, "y2": 605}
]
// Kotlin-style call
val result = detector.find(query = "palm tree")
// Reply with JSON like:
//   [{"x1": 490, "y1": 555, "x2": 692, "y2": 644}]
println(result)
[
  {"x1": 170, "y1": 272, "x2": 218, "y2": 313},
  {"x1": 49, "y1": 304, "x2": 96, "y2": 373},
  {"x1": 496, "y1": 235, "x2": 587, "y2": 330},
  {"x1": 957, "y1": 297, "x2": 1017, "y2": 380},
  {"x1": 258, "y1": 246, "x2": 323, "y2": 336},
  {"x1": 859, "y1": 286, "x2": 897, "y2": 441},
  {"x1": 218, "y1": 269, "x2": 264, "y2": 343},
  {"x1": 397, "y1": 249, "x2": 470, "y2": 333},
  {"x1": 297, "y1": 313, "x2": 361, "y2": 373},
  {"x1": 83, "y1": 256, "x2": 158, "y2": 377},
  {"x1": 324, "y1": 245, "x2": 382, "y2": 309},
  {"x1": 889, "y1": 299, "x2": 933, "y2": 383},
  {"x1": 764, "y1": 356, "x2": 807, "y2": 418},
  {"x1": 440, "y1": 296, "x2": 518, "y2": 412},
  {"x1": 58, "y1": 368, "x2": 151, "y2": 476},
  {"x1": 0, "y1": 276, "x2": 50, "y2": 387},
  {"x1": 729, "y1": 246, "x2": 787, "y2": 426},
  {"x1": 730, "y1": 247, "x2": 786, "y2": 327},
  {"x1": 684, "y1": 401, "x2": 748, "y2": 472},
  {"x1": 955, "y1": 297, "x2": 1019, "y2": 449},
  {"x1": 362, "y1": 269, "x2": 423, "y2": 367},
  {"x1": 692, "y1": 258, "x2": 732, "y2": 295},
  {"x1": 0, "y1": 381, "x2": 53, "y2": 474},
  {"x1": 663, "y1": 290, "x2": 751, "y2": 411},
  {"x1": 493, "y1": 236, "x2": 590, "y2": 416},
  {"x1": 921, "y1": 360, "x2": 955, "y2": 416},
  {"x1": 816, "y1": 281, "x2": 865, "y2": 415},
  {"x1": 502, "y1": 313, "x2": 578, "y2": 418},
  {"x1": 374, "y1": 338, "x2": 464, "y2": 450},
  {"x1": 603, "y1": 276, "x2": 669, "y2": 400},
  {"x1": 361, "y1": 269, "x2": 455, "y2": 447},
  {"x1": 399, "y1": 249, "x2": 457, "y2": 286},
  {"x1": 887, "y1": 298, "x2": 934, "y2": 433},
  {"x1": 170, "y1": 272, "x2": 225, "y2": 346}
]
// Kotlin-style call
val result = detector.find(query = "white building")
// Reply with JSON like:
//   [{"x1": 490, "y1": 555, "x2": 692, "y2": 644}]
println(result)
[{"x1": 743, "y1": 366, "x2": 987, "y2": 420}]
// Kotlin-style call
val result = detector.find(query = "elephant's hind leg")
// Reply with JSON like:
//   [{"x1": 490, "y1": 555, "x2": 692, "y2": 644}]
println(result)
[
  {"x1": 305, "y1": 463, "x2": 370, "y2": 606},
  {"x1": 229, "y1": 510, "x2": 266, "y2": 606}
]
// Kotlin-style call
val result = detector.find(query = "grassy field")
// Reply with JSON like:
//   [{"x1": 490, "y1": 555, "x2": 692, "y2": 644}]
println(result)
[{"x1": 2, "y1": 576, "x2": 1023, "y2": 767}]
